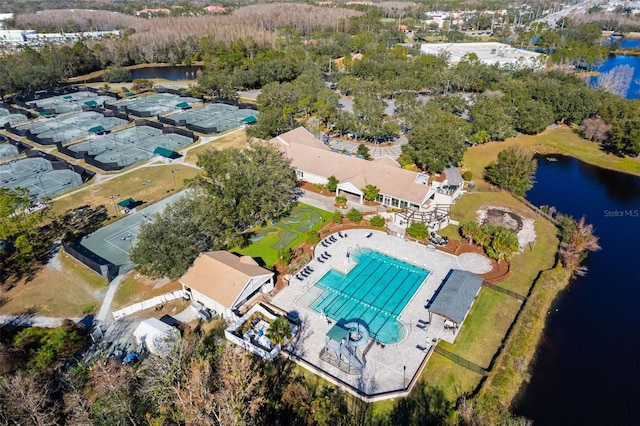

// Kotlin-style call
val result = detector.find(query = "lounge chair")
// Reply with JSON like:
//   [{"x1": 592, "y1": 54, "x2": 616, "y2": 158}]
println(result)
[
  {"x1": 317, "y1": 257, "x2": 324, "y2": 263},
  {"x1": 300, "y1": 271, "x2": 308, "y2": 278},
  {"x1": 330, "y1": 236, "x2": 337, "y2": 242},
  {"x1": 366, "y1": 232, "x2": 373, "y2": 238},
  {"x1": 418, "y1": 319, "x2": 429, "y2": 325},
  {"x1": 321, "y1": 241, "x2": 327, "y2": 247},
  {"x1": 321, "y1": 253, "x2": 328, "y2": 260},
  {"x1": 417, "y1": 344, "x2": 428, "y2": 351},
  {"x1": 308, "y1": 266, "x2": 314, "y2": 272},
  {"x1": 416, "y1": 323, "x2": 427, "y2": 330},
  {"x1": 295, "y1": 275, "x2": 303, "y2": 281},
  {"x1": 325, "y1": 239, "x2": 332, "y2": 245},
  {"x1": 339, "y1": 232, "x2": 344, "y2": 238},
  {"x1": 324, "y1": 251, "x2": 332, "y2": 257}
]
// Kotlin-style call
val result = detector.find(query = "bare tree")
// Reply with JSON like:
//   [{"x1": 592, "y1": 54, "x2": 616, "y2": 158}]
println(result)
[
  {"x1": 579, "y1": 117, "x2": 611, "y2": 144},
  {"x1": 0, "y1": 372, "x2": 59, "y2": 426},
  {"x1": 594, "y1": 64, "x2": 634, "y2": 98},
  {"x1": 213, "y1": 345, "x2": 266, "y2": 426}
]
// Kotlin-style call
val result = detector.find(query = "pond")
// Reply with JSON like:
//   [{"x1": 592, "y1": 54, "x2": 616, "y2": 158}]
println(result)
[{"x1": 514, "y1": 155, "x2": 640, "y2": 425}]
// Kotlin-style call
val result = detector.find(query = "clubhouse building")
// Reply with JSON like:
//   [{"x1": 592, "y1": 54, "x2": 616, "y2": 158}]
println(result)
[{"x1": 270, "y1": 127, "x2": 465, "y2": 229}]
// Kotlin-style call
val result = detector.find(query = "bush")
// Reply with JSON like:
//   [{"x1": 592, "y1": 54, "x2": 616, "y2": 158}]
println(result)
[
  {"x1": 370, "y1": 215, "x2": 385, "y2": 227},
  {"x1": 327, "y1": 176, "x2": 339, "y2": 192},
  {"x1": 306, "y1": 230, "x2": 321, "y2": 245},
  {"x1": 335, "y1": 196, "x2": 347, "y2": 206},
  {"x1": 462, "y1": 171, "x2": 473, "y2": 181},
  {"x1": 346, "y1": 208, "x2": 363, "y2": 223},
  {"x1": 332, "y1": 210, "x2": 343, "y2": 224},
  {"x1": 279, "y1": 248, "x2": 294, "y2": 265},
  {"x1": 406, "y1": 221, "x2": 429, "y2": 239}
]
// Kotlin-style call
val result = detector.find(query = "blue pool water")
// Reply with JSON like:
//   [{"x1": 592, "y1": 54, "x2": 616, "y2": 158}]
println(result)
[{"x1": 307, "y1": 248, "x2": 429, "y2": 344}]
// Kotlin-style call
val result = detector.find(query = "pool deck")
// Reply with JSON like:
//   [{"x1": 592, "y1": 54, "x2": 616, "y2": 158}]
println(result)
[{"x1": 270, "y1": 229, "x2": 492, "y2": 400}]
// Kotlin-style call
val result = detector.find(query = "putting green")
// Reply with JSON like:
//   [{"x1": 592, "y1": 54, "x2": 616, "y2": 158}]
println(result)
[
  {"x1": 250, "y1": 227, "x2": 276, "y2": 242},
  {"x1": 271, "y1": 230, "x2": 298, "y2": 250},
  {"x1": 283, "y1": 213, "x2": 307, "y2": 224},
  {"x1": 298, "y1": 212, "x2": 323, "y2": 232}
]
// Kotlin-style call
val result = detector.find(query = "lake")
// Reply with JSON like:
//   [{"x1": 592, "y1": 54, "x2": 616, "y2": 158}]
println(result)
[
  {"x1": 514, "y1": 156, "x2": 640, "y2": 425},
  {"x1": 594, "y1": 38, "x2": 640, "y2": 99}
]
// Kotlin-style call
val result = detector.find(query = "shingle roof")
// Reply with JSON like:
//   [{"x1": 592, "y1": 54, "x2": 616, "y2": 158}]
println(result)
[
  {"x1": 444, "y1": 166, "x2": 464, "y2": 187},
  {"x1": 271, "y1": 128, "x2": 431, "y2": 206},
  {"x1": 179, "y1": 251, "x2": 273, "y2": 309},
  {"x1": 429, "y1": 270, "x2": 483, "y2": 324}
]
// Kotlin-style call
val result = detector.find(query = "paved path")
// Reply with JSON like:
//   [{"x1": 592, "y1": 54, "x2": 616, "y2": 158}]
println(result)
[
  {"x1": 0, "y1": 315, "x2": 83, "y2": 327},
  {"x1": 299, "y1": 190, "x2": 381, "y2": 214},
  {"x1": 95, "y1": 273, "x2": 126, "y2": 325}
]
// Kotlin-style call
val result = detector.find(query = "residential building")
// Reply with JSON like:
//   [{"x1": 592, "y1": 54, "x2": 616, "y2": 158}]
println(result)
[{"x1": 179, "y1": 251, "x2": 275, "y2": 320}]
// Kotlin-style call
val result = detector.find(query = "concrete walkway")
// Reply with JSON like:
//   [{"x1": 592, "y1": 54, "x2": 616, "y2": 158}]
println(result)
[
  {"x1": 95, "y1": 273, "x2": 126, "y2": 325},
  {"x1": 0, "y1": 315, "x2": 83, "y2": 327},
  {"x1": 299, "y1": 190, "x2": 381, "y2": 214}
]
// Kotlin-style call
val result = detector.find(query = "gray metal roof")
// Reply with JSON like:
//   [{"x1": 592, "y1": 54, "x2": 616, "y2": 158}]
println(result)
[
  {"x1": 429, "y1": 270, "x2": 483, "y2": 324},
  {"x1": 444, "y1": 166, "x2": 464, "y2": 187}
]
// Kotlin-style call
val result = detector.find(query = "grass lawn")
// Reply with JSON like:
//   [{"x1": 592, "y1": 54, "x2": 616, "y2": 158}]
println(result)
[
  {"x1": 464, "y1": 126, "x2": 640, "y2": 190},
  {"x1": 235, "y1": 204, "x2": 332, "y2": 267},
  {"x1": 112, "y1": 273, "x2": 182, "y2": 310},
  {"x1": 184, "y1": 129, "x2": 247, "y2": 164},
  {"x1": 420, "y1": 352, "x2": 484, "y2": 401},
  {"x1": 0, "y1": 251, "x2": 107, "y2": 317},
  {"x1": 50, "y1": 165, "x2": 200, "y2": 219},
  {"x1": 437, "y1": 290, "x2": 521, "y2": 368}
]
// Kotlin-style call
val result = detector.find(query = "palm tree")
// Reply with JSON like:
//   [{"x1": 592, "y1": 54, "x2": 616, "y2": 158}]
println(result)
[{"x1": 267, "y1": 316, "x2": 293, "y2": 346}]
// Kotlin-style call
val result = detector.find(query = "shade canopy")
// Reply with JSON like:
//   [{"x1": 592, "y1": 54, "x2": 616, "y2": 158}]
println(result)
[
  {"x1": 117, "y1": 197, "x2": 136, "y2": 208},
  {"x1": 326, "y1": 324, "x2": 349, "y2": 342},
  {"x1": 153, "y1": 146, "x2": 180, "y2": 159},
  {"x1": 88, "y1": 125, "x2": 105, "y2": 134},
  {"x1": 84, "y1": 100, "x2": 98, "y2": 107},
  {"x1": 63, "y1": 95, "x2": 73, "y2": 99},
  {"x1": 175, "y1": 101, "x2": 190, "y2": 109},
  {"x1": 241, "y1": 115, "x2": 257, "y2": 124}
]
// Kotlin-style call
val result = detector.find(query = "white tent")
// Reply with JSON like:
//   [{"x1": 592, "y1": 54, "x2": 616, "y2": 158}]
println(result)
[{"x1": 133, "y1": 318, "x2": 179, "y2": 356}]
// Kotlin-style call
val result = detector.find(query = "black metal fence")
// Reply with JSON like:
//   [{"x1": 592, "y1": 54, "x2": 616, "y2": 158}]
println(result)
[
  {"x1": 433, "y1": 346, "x2": 488, "y2": 376},
  {"x1": 482, "y1": 281, "x2": 527, "y2": 301},
  {"x1": 62, "y1": 240, "x2": 119, "y2": 282}
]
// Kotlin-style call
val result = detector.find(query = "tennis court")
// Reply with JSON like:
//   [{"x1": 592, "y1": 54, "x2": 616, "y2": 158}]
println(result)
[
  {"x1": 164, "y1": 103, "x2": 258, "y2": 134},
  {"x1": 15, "y1": 111, "x2": 127, "y2": 144},
  {"x1": 108, "y1": 93, "x2": 202, "y2": 117},
  {"x1": 26, "y1": 91, "x2": 115, "y2": 114},
  {"x1": 0, "y1": 106, "x2": 29, "y2": 127},
  {"x1": 77, "y1": 190, "x2": 188, "y2": 274},
  {"x1": 0, "y1": 143, "x2": 19, "y2": 160},
  {"x1": 0, "y1": 157, "x2": 83, "y2": 199},
  {"x1": 66, "y1": 125, "x2": 194, "y2": 168}
]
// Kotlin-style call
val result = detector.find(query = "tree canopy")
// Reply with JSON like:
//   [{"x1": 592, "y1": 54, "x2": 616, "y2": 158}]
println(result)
[
  {"x1": 131, "y1": 144, "x2": 297, "y2": 279},
  {"x1": 485, "y1": 146, "x2": 538, "y2": 196}
]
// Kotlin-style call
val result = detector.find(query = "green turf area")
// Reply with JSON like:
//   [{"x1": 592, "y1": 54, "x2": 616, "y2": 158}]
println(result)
[
  {"x1": 251, "y1": 227, "x2": 276, "y2": 241},
  {"x1": 272, "y1": 230, "x2": 298, "y2": 250},
  {"x1": 283, "y1": 213, "x2": 306, "y2": 223},
  {"x1": 236, "y1": 203, "x2": 332, "y2": 266},
  {"x1": 297, "y1": 212, "x2": 322, "y2": 232}
]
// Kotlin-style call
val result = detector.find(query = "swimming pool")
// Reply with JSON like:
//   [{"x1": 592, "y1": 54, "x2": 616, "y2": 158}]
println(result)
[{"x1": 302, "y1": 248, "x2": 429, "y2": 344}]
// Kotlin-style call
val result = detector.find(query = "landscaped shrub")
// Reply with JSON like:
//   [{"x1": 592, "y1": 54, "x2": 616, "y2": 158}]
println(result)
[
  {"x1": 335, "y1": 196, "x2": 347, "y2": 206},
  {"x1": 462, "y1": 171, "x2": 473, "y2": 181},
  {"x1": 312, "y1": 183, "x2": 328, "y2": 193},
  {"x1": 278, "y1": 248, "x2": 294, "y2": 265},
  {"x1": 327, "y1": 175, "x2": 339, "y2": 192},
  {"x1": 406, "y1": 221, "x2": 429, "y2": 239},
  {"x1": 306, "y1": 229, "x2": 320, "y2": 244},
  {"x1": 370, "y1": 215, "x2": 385, "y2": 227},
  {"x1": 332, "y1": 210, "x2": 343, "y2": 224},
  {"x1": 346, "y1": 208, "x2": 363, "y2": 223}
]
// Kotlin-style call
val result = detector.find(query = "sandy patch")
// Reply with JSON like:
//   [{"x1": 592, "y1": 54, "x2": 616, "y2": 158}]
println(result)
[{"x1": 477, "y1": 207, "x2": 536, "y2": 251}]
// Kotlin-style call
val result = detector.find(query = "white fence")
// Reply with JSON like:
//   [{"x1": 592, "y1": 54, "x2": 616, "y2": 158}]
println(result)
[{"x1": 112, "y1": 290, "x2": 185, "y2": 320}]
